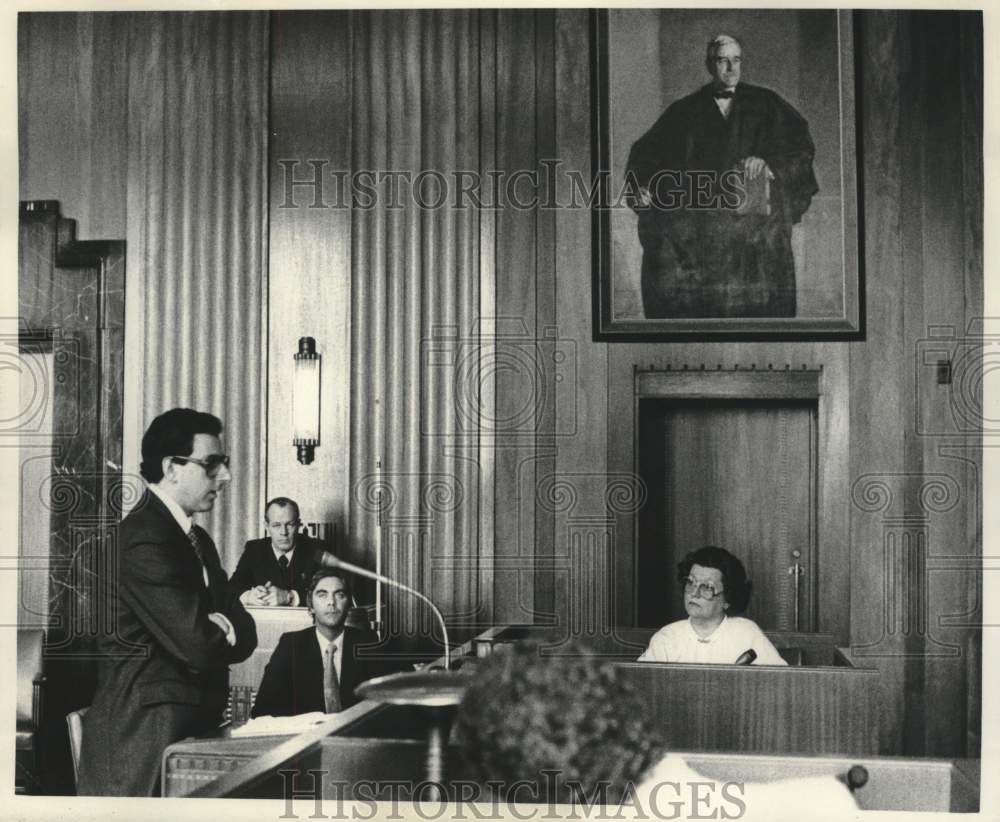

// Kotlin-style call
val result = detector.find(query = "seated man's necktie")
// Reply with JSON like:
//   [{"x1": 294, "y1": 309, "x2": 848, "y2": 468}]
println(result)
[{"x1": 324, "y1": 643, "x2": 342, "y2": 713}]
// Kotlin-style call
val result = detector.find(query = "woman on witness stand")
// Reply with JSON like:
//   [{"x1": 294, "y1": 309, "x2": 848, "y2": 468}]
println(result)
[{"x1": 638, "y1": 545, "x2": 786, "y2": 665}]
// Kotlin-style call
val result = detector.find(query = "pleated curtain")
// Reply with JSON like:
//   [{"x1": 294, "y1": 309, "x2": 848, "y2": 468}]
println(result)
[
  {"x1": 126, "y1": 12, "x2": 268, "y2": 567},
  {"x1": 349, "y1": 10, "x2": 485, "y2": 646}
]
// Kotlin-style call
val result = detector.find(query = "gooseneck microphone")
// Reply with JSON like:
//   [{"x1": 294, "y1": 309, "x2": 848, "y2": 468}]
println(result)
[
  {"x1": 734, "y1": 648, "x2": 757, "y2": 665},
  {"x1": 317, "y1": 552, "x2": 451, "y2": 669}
]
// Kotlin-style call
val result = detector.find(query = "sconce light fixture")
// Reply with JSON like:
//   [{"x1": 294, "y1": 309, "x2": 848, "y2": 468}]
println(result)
[{"x1": 293, "y1": 336, "x2": 321, "y2": 464}]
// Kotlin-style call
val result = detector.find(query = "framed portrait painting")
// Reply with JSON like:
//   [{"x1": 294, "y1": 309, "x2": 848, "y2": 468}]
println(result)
[{"x1": 592, "y1": 9, "x2": 862, "y2": 340}]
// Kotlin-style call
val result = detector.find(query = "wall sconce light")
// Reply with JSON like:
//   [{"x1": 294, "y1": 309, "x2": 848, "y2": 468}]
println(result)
[{"x1": 293, "y1": 336, "x2": 321, "y2": 464}]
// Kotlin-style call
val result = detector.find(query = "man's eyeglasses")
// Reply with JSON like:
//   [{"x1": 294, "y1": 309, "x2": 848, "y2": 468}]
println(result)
[
  {"x1": 683, "y1": 577, "x2": 724, "y2": 600},
  {"x1": 170, "y1": 454, "x2": 230, "y2": 477}
]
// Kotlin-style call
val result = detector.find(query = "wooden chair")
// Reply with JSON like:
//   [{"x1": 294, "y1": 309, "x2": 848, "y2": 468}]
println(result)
[
  {"x1": 15, "y1": 629, "x2": 46, "y2": 794},
  {"x1": 66, "y1": 706, "x2": 89, "y2": 788}
]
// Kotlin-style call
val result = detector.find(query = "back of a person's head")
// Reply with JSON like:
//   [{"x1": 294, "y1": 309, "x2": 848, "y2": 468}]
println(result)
[{"x1": 454, "y1": 639, "x2": 664, "y2": 805}]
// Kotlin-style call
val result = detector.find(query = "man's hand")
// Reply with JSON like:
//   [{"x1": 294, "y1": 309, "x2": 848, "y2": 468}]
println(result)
[
  {"x1": 742, "y1": 156, "x2": 773, "y2": 180},
  {"x1": 207, "y1": 612, "x2": 237, "y2": 646},
  {"x1": 240, "y1": 584, "x2": 269, "y2": 607},
  {"x1": 260, "y1": 585, "x2": 294, "y2": 607}
]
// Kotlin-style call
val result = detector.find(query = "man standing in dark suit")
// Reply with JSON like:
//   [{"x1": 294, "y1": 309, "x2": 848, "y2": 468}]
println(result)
[
  {"x1": 228, "y1": 497, "x2": 324, "y2": 607},
  {"x1": 251, "y1": 570, "x2": 398, "y2": 716},
  {"x1": 78, "y1": 408, "x2": 257, "y2": 796}
]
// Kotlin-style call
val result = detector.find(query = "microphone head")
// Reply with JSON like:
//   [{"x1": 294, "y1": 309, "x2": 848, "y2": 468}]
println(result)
[{"x1": 734, "y1": 648, "x2": 757, "y2": 665}]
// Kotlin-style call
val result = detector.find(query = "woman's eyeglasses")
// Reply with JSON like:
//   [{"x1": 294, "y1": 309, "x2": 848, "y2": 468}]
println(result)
[{"x1": 682, "y1": 577, "x2": 724, "y2": 600}]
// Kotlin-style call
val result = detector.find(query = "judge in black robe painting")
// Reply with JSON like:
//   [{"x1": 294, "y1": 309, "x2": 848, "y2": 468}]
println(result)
[{"x1": 626, "y1": 34, "x2": 818, "y2": 319}]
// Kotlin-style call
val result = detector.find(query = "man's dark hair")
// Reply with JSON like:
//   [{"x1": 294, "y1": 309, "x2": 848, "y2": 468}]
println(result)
[
  {"x1": 265, "y1": 497, "x2": 301, "y2": 521},
  {"x1": 453, "y1": 639, "x2": 665, "y2": 804},
  {"x1": 676, "y1": 545, "x2": 752, "y2": 613},
  {"x1": 139, "y1": 408, "x2": 223, "y2": 483},
  {"x1": 305, "y1": 569, "x2": 351, "y2": 605}
]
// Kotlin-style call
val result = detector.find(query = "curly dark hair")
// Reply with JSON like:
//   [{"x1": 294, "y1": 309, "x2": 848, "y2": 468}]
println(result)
[
  {"x1": 140, "y1": 408, "x2": 223, "y2": 483},
  {"x1": 676, "y1": 545, "x2": 752, "y2": 613},
  {"x1": 453, "y1": 639, "x2": 665, "y2": 804}
]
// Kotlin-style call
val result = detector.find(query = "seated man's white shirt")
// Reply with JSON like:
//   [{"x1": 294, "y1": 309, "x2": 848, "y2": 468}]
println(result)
[
  {"x1": 638, "y1": 616, "x2": 786, "y2": 665},
  {"x1": 632, "y1": 753, "x2": 858, "y2": 822}
]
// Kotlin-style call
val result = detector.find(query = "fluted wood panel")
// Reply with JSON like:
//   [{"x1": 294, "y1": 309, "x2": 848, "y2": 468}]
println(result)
[
  {"x1": 493, "y1": 10, "x2": 541, "y2": 625},
  {"x1": 266, "y1": 11, "x2": 353, "y2": 541},
  {"x1": 909, "y1": 12, "x2": 982, "y2": 758},
  {"x1": 349, "y1": 11, "x2": 484, "y2": 645},
  {"x1": 127, "y1": 13, "x2": 269, "y2": 567},
  {"x1": 956, "y1": 12, "x2": 983, "y2": 762},
  {"x1": 18, "y1": 13, "x2": 129, "y2": 240}
]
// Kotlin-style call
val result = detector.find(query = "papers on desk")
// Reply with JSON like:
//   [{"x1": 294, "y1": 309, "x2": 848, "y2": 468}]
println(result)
[{"x1": 231, "y1": 712, "x2": 330, "y2": 737}]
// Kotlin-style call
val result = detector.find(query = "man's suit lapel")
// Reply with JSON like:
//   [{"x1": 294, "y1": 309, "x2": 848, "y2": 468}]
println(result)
[
  {"x1": 727, "y1": 91, "x2": 745, "y2": 160},
  {"x1": 300, "y1": 629, "x2": 326, "y2": 711},
  {"x1": 143, "y1": 491, "x2": 205, "y2": 590},
  {"x1": 194, "y1": 526, "x2": 230, "y2": 610},
  {"x1": 339, "y1": 628, "x2": 360, "y2": 703},
  {"x1": 262, "y1": 539, "x2": 281, "y2": 578}
]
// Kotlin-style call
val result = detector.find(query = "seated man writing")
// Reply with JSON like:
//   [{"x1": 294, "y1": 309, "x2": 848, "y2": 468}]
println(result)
[
  {"x1": 251, "y1": 569, "x2": 398, "y2": 716},
  {"x1": 228, "y1": 497, "x2": 324, "y2": 607}
]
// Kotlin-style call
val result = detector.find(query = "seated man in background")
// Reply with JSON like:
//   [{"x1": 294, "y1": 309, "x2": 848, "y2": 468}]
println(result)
[
  {"x1": 638, "y1": 545, "x2": 786, "y2": 665},
  {"x1": 229, "y1": 497, "x2": 324, "y2": 607},
  {"x1": 453, "y1": 640, "x2": 857, "y2": 818},
  {"x1": 251, "y1": 570, "x2": 397, "y2": 716}
]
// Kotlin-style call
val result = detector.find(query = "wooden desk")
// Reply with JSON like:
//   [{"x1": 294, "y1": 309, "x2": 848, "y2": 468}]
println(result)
[
  {"x1": 163, "y1": 625, "x2": 972, "y2": 811},
  {"x1": 481, "y1": 624, "x2": 879, "y2": 756},
  {"x1": 163, "y1": 725, "x2": 978, "y2": 811},
  {"x1": 614, "y1": 661, "x2": 877, "y2": 755}
]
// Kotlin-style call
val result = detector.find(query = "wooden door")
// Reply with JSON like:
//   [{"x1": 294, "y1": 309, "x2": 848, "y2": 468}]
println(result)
[{"x1": 637, "y1": 399, "x2": 817, "y2": 631}]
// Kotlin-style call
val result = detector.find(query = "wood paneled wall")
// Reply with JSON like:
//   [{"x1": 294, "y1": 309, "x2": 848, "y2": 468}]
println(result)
[
  {"x1": 18, "y1": 12, "x2": 270, "y2": 570},
  {"x1": 267, "y1": 12, "x2": 353, "y2": 536},
  {"x1": 542, "y1": 10, "x2": 981, "y2": 757}
]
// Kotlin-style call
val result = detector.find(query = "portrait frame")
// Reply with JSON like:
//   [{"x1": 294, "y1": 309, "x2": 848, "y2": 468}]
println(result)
[{"x1": 591, "y1": 9, "x2": 864, "y2": 341}]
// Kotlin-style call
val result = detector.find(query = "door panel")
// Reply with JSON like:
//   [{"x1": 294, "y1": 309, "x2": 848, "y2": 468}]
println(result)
[{"x1": 638, "y1": 399, "x2": 816, "y2": 631}]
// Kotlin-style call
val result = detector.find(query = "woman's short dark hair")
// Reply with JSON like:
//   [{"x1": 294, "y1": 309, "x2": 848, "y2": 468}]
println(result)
[
  {"x1": 139, "y1": 408, "x2": 223, "y2": 483},
  {"x1": 453, "y1": 639, "x2": 665, "y2": 804},
  {"x1": 676, "y1": 545, "x2": 752, "y2": 613}
]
